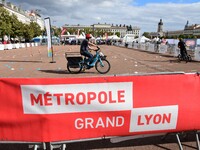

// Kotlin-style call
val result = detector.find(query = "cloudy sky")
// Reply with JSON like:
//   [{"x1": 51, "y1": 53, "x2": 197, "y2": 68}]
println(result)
[{"x1": 8, "y1": 0, "x2": 200, "y2": 34}]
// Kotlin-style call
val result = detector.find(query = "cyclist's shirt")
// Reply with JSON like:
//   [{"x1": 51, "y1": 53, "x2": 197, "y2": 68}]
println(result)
[
  {"x1": 80, "y1": 39, "x2": 89, "y2": 53},
  {"x1": 178, "y1": 41, "x2": 186, "y2": 50}
]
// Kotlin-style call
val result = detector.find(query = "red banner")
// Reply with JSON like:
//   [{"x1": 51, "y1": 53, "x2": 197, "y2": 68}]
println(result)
[{"x1": 0, "y1": 73, "x2": 200, "y2": 142}]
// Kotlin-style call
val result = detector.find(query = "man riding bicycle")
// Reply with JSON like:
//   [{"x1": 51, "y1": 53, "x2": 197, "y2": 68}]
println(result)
[{"x1": 80, "y1": 34, "x2": 98, "y2": 65}]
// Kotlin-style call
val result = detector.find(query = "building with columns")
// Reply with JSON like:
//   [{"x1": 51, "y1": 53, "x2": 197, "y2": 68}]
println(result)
[{"x1": 63, "y1": 23, "x2": 140, "y2": 38}]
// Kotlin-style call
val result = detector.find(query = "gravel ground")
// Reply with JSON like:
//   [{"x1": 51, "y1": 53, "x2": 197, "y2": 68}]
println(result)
[{"x1": 0, "y1": 44, "x2": 200, "y2": 150}]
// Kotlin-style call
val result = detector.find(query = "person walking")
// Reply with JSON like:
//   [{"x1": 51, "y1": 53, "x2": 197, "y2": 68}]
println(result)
[{"x1": 178, "y1": 38, "x2": 187, "y2": 58}]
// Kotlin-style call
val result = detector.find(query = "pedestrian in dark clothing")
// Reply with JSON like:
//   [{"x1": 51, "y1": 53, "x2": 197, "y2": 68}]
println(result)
[{"x1": 178, "y1": 38, "x2": 187, "y2": 58}]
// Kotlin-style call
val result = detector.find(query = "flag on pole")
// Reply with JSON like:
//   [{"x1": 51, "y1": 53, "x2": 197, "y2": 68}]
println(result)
[
  {"x1": 105, "y1": 32, "x2": 108, "y2": 40},
  {"x1": 61, "y1": 28, "x2": 67, "y2": 35},
  {"x1": 77, "y1": 29, "x2": 80, "y2": 37},
  {"x1": 44, "y1": 17, "x2": 53, "y2": 58}
]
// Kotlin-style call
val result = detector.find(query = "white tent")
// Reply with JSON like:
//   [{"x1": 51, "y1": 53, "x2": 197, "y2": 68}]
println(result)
[
  {"x1": 152, "y1": 37, "x2": 160, "y2": 42},
  {"x1": 122, "y1": 34, "x2": 136, "y2": 43},
  {"x1": 136, "y1": 36, "x2": 151, "y2": 43},
  {"x1": 108, "y1": 35, "x2": 120, "y2": 40},
  {"x1": 76, "y1": 33, "x2": 85, "y2": 40}
]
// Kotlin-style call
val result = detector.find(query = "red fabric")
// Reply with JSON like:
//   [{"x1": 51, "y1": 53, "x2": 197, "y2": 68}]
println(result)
[{"x1": 0, "y1": 73, "x2": 199, "y2": 142}]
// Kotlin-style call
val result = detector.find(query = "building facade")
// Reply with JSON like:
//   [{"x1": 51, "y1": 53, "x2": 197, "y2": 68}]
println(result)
[
  {"x1": 63, "y1": 23, "x2": 140, "y2": 38},
  {"x1": 150, "y1": 19, "x2": 200, "y2": 38},
  {"x1": 149, "y1": 19, "x2": 164, "y2": 38},
  {"x1": 157, "y1": 19, "x2": 164, "y2": 37},
  {"x1": 0, "y1": 0, "x2": 44, "y2": 29},
  {"x1": 167, "y1": 22, "x2": 200, "y2": 38}
]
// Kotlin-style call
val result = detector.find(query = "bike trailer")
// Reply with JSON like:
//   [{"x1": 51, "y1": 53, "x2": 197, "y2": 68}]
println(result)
[{"x1": 65, "y1": 52, "x2": 83, "y2": 68}]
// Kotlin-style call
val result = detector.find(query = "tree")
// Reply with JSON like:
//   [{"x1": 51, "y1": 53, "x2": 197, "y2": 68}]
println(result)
[
  {"x1": 0, "y1": 7, "x2": 42, "y2": 42},
  {"x1": 22, "y1": 24, "x2": 34, "y2": 42},
  {"x1": 0, "y1": 8, "x2": 12, "y2": 37},
  {"x1": 107, "y1": 31, "x2": 113, "y2": 36},
  {"x1": 53, "y1": 27, "x2": 61, "y2": 37},
  {"x1": 10, "y1": 14, "x2": 23, "y2": 38},
  {"x1": 95, "y1": 28, "x2": 103, "y2": 37},
  {"x1": 195, "y1": 35, "x2": 198, "y2": 38},
  {"x1": 142, "y1": 32, "x2": 150, "y2": 38},
  {"x1": 29, "y1": 22, "x2": 42, "y2": 37},
  {"x1": 115, "y1": 32, "x2": 120, "y2": 37},
  {"x1": 84, "y1": 28, "x2": 93, "y2": 35}
]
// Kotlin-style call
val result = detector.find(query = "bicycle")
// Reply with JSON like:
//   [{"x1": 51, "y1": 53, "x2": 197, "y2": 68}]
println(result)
[
  {"x1": 66, "y1": 47, "x2": 111, "y2": 74},
  {"x1": 177, "y1": 49, "x2": 192, "y2": 63}
]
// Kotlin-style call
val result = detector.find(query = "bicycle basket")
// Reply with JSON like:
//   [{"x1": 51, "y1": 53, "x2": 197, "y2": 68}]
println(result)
[{"x1": 67, "y1": 57, "x2": 82, "y2": 68}]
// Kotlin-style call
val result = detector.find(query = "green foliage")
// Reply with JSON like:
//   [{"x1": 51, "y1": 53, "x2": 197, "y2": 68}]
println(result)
[
  {"x1": 0, "y1": 7, "x2": 42, "y2": 41},
  {"x1": 115, "y1": 32, "x2": 120, "y2": 37},
  {"x1": 83, "y1": 27, "x2": 93, "y2": 35},
  {"x1": 166, "y1": 34, "x2": 199, "y2": 39},
  {"x1": 0, "y1": 7, "x2": 12, "y2": 35},
  {"x1": 142, "y1": 32, "x2": 150, "y2": 38},
  {"x1": 53, "y1": 27, "x2": 61, "y2": 37}
]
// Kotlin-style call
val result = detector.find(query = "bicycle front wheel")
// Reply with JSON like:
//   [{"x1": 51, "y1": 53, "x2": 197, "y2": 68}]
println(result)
[
  {"x1": 95, "y1": 59, "x2": 111, "y2": 74},
  {"x1": 67, "y1": 62, "x2": 82, "y2": 74}
]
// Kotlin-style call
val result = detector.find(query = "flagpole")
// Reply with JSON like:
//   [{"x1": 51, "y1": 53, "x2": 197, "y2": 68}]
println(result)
[
  {"x1": 49, "y1": 17, "x2": 56, "y2": 63},
  {"x1": 50, "y1": 46, "x2": 56, "y2": 63},
  {"x1": 44, "y1": 17, "x2": 56, "y2": 63}
]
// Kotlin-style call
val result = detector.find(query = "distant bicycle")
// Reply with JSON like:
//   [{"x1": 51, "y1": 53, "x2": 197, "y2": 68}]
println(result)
[
  {"x1": 66, "y1": 47, "x2": 111, "y2": 74},
  {"x1": 177, "y1": 49, "x2": 192, "y2": 63}
]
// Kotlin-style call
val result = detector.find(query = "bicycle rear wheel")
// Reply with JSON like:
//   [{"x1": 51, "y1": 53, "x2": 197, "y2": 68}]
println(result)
[
  {"x1": 183, "y1": 54, "x2": 191, "y2": 63},
  {"x1": 177, "y1": 54, "x2": 182, "y2": 61},
  {"x1": 67, "y1": 62, "x2": 82, "y2": 74},
  {"x1": 187, "y1": 55, "x2": 192, "y2": 62},
  {"x1": 95, "y1": 59, "x2": 111, "y2": 74}
]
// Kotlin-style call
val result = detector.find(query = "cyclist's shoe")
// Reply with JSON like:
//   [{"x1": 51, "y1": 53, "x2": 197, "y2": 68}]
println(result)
[
  {"x1": 86, "y1": 62, "x2": 90, "y2": 65},
  {"x1": 83, "y1": 62, "x2": 89, "y2": 65}
]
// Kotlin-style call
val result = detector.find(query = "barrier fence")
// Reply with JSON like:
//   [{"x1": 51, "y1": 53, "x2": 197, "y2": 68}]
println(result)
[
  {"x1": 0, "y1": 72, "x2": 200, "y2": 149},
  {"x1": 115, "y1": 42, "x2": 200, "y2": 61},
  {"x1": 0, "y1": 43, "x2": 39, "y2": 51}
]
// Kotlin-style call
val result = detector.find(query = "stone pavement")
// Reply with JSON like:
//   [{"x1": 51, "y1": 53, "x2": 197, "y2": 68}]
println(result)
[
  {"x1": 0, "y1": 45, "x2": 200, "y2": 150},
  {"x1": 0, "y1": 44, "x2": 199, "y2": 78}
]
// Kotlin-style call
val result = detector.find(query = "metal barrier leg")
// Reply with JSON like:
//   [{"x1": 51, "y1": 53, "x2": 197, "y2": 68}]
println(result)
[
  {"x1": 176, "y1": 133, "x2": 183, "y2": 150},
  {"x1": 62, "y1": 144, "x2": 66, "y2": 150},
  {"x1": 34, "y1": 145, "x2": 39, "y2": 150},
  {"x1": 45, "y1": 142, "x2": 53, "y2": 150},
  {"x1": 196, "y1": 131, "x2": 200, "y2": 150},
  {"x1": 42, "y1": 142, "x2": 46, "y2": 150},
  {"x1": 161, "y1": 133, "x2": 170, "y2": 141}
]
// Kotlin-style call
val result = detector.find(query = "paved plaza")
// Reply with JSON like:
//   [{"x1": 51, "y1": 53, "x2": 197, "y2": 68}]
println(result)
[
  {"x1": 0, "y1": 45, "x2": 200, "y2": 150},
  {"x1": 0, "y1": 45, "x2": 199, "y2": 78}
]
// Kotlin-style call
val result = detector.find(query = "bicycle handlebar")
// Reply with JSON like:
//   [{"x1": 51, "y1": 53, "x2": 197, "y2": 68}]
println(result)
[{"x1": 94, "y1": 46, "x2": 100, "y2": 51}]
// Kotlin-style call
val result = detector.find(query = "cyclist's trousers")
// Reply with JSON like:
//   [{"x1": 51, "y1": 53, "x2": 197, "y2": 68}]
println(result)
[{"x1": 80, "y1": 51, "x2": 93, "y2": 63}]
